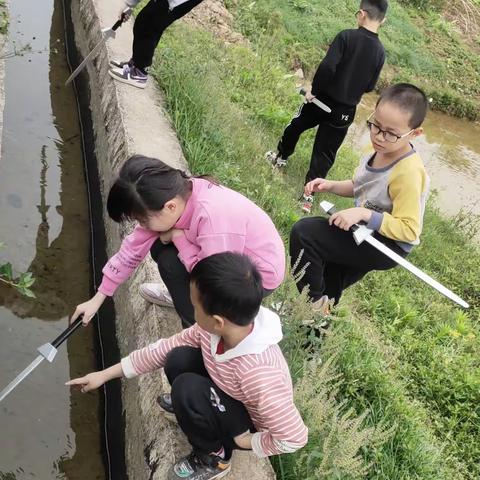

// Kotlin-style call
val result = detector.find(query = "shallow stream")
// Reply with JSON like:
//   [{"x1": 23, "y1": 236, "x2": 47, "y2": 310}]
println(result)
[{"x1": 0, "y1": 0, "x2": 106, "y2": 478}]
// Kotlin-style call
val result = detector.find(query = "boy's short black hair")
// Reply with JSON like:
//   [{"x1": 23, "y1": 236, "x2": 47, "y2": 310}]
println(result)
[
  {"x1": 360, "y1": 0, "x2": 388, "y2": 21},
  {"x1": 377, "y1": 83, "x2": 429, "y2": 128},
  {"x1": 190, "y1": 252, "x2": 264, "y2": 327}
]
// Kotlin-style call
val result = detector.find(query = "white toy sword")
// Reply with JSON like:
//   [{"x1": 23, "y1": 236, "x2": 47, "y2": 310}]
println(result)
[
  {"x1": 299, "y1": 87, "x2": 332, "y2": 113},
  {"x1": 0, "y1": 318, "x2": 84, "y2": 402},
  {"x1": 65, "y1": 8, "x2": 132, "y2": 86},
  {"x1": 320, "y1": 201, "x2": 469, "y2": 308}
]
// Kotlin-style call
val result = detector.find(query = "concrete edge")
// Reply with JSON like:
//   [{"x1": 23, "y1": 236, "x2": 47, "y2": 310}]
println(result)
[
  {"x1": 70, "y1": 1, "x2": 276, "y2": 478},
  {"x1": 0, "y1": 2, "x2": 7, "y2": 151}
]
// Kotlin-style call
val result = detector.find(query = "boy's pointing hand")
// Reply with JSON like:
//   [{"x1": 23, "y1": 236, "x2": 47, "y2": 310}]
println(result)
[{"x1": 66, "y1": 371, "x2": 108, "y2": 393}]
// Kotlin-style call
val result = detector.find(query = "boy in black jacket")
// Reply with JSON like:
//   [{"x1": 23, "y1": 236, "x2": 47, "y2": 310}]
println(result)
[{"x1": 266, "y1": 0, "x2": 388, "y2": 214}]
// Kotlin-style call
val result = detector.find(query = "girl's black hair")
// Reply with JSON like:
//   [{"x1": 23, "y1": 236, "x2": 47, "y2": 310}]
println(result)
[
  {"x1": 190, "y1": 252, "x2": 264, "y2": 326},
  {"x1": 107, "y1": 155, "x2": 194, "y2": 223}
]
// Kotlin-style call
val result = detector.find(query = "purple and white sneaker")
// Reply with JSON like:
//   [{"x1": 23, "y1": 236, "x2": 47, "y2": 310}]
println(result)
[
  {"x1": 109, "y1": 59, "x2": 131, "y2": 69},
  {"x1": 108, "y1": 64, "x2": 148, "y2": 89}
]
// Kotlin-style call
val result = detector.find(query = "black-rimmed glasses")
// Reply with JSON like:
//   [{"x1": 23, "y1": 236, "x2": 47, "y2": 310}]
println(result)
[{"x1": 366, "y1": 114, "x2": 414, "y2": 143}]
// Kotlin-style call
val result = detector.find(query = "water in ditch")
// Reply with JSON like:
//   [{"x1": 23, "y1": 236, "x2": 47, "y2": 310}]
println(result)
[{"x1": 0, "y1": 0, "x2": 106, "y2": 478}]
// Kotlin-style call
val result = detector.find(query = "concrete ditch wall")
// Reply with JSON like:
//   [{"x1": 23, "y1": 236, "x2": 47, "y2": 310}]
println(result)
[
  {"x1": 70, "y1": 1, "x2": 276, "y2": 478},
  {"x1": 0, "y1": 4, "x2": 7, "y2": 146}
]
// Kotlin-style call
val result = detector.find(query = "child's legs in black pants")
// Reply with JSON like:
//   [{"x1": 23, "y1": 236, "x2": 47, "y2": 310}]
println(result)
[
  {"x1": 150, "y1": 240, "x2": 195, "y2": 328},
  {"x1": 150, "y1": 240, "x2": 276, "y2": 328},
  {"x1": 305, "y1": 107, "x2": 355, "y2": 182},
  {"x1": 165, "y1": 347, "x2": 254, "y2": 458},
  {"x1": 289, "y1": 217, "x2": 407, "y2": 303},
  {"x1": 277, "y1": 102, "x2": 325, "y2": 160},
  {"x1": 132, "y1": 0, "x2": 203, "y2": 70}
]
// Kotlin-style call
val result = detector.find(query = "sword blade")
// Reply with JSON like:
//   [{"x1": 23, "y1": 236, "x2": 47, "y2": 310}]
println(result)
[
  {"x1": 365, "y1": 235, "x2": 469, "y2": 308},
  {"x1": 312, "y1": 97, "x2": 332, "y2": 113},
  {"x1": 0, "y1": 355, "x2": 45, "y2": 403},
  {"x1": 64, "y1": 38, "x2": 106, "y2": 85}
]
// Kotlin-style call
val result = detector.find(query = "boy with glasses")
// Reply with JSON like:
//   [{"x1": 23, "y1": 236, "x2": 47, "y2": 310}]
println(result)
[
  {"x1": 290, "y1": 83, "x2": 429, "y2": 313},
  {"x1": 266, "y1": 0, "x2": 388, "y2": 214}
]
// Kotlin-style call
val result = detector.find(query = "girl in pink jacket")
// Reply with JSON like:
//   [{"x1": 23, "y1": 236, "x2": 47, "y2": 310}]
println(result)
[{"x1": 72, "y1": 155, "x2": 285, "y2": 327}]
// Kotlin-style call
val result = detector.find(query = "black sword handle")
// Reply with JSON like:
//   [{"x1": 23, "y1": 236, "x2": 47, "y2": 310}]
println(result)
[
  {"x1": 111, "y1": 7, "x2": 132, "y2": 31},
  {"x1": 322, "y1": 203, "x2": 360, "y2": 232},
  {"x1": 51, "y1": 317, "x2": 84, "y2": 349}
]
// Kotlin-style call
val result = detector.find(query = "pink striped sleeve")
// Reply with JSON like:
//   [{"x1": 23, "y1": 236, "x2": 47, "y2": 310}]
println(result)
[
  {"x1": 241, "y1": 366, "x2": 308, "y2": 457},
  {"x1": 122, "y1": 324, "x2": 202, "y2": 378}
]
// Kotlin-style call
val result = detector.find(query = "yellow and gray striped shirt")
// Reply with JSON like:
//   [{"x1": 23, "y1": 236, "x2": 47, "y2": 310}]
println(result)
[{"x1": 354, "y1": 147, "x2": 430, "y2": 252}]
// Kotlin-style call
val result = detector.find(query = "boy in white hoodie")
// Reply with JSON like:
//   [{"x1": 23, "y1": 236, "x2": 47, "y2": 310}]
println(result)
[{"x1": 67, "y1": 252, "x2": 308, "y2": 480}]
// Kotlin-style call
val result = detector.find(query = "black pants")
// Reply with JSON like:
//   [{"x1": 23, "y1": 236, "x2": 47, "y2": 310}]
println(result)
[
  {"x1": 289, "y1": 217, "x2": 408, "y2": 303},
  {"x1": 150, "y1": 240, "x2": 274, "y2": 328},
  {"x1": 132, "y1": 0, "x2": 204, "y2": 70},
  {"x1": 165, "y1": 346, "x2": 254, "y2": 458},
  {"x1": 278, "y1": 99, "x2": 355, "y2": 183},
  {"x1": 150, "y1": 240, "x2": 195, "y2": 328}
]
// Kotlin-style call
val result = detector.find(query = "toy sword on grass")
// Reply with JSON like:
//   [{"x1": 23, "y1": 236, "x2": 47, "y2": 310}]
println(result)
[
  {"x1": 65, "y1": 7, "x2": 132, "y2": 86},
  {"x1": 320, "y1": 201, "x2": 469, "y2": 308},
  {"x1": 299, "y1": 87, "x2": 332, "y2": 113},
  {"x1": 0, "y1": 318, "x2": 84, "y2": 402}
]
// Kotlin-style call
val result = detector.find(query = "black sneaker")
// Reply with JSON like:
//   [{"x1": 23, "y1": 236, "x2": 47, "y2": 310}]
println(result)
[
  {"x1": 168, "y1": 451, "x2": 231, "y2": 480},
  {"x1": 157, "y1": 393, "x2": 177, "y2": 423}
]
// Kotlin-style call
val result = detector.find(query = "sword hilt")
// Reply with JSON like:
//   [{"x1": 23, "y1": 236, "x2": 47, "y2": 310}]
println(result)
[
  {"x1": 51, "y1": 317, "x2": 84, "y2": 349},
  {"x1": 298, "y1": 88, "x2": 332, "y2": 113},
  {"x1": 320, "y1": 201, "x2": 359, "y2": 232},
  {"x1": 112, "y1": 7, "x2": 132, "y2": 31}
]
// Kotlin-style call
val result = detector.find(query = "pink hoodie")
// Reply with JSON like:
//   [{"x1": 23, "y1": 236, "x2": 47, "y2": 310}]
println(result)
[{"x1": 99, "y1": 178, "x2": 285, "y2": 296}]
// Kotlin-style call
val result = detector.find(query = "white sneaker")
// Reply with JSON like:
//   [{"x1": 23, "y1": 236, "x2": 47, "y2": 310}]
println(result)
[
  {"x1": 312, "y1": 295, "x2": 334, "y2": 328},
  {"x1": 139, "y1": 282, "x2": 174, "y2": 307},
  {"x1": 301, "y1": 194, "x2": 314, "y2": 214},
  {"x1": 265, "y1": 150, "x2": 287, "y2": 168},
  {"x1": 108, "y1": 64, "x2": 148, "y2": 89}
]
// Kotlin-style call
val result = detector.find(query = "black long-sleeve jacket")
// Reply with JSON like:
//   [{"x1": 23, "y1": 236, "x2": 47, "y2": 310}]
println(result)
[{"x1": 311, "y1": 27, "x2": 385, "y2": 107}]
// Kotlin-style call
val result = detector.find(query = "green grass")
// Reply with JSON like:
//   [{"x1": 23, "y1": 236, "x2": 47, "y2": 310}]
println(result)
[
  {"x1": 151, "y1": 22, "x2": 480, "y2": 479},
  {"x1": 224, "y1": 0, "x2": 480, "y2": 120}
]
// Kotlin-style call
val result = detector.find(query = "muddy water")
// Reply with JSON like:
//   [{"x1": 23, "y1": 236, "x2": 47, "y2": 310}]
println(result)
[
  {"x1": 347, "y1": 93, "x2": 480, "y2": 221},
  {"x1": 0, "y1": 0, "x2": 105, "y2": 479}
]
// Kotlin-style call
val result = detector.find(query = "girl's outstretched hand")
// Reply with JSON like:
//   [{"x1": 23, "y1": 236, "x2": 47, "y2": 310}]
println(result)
[
  {"x1": 305, "y1": 178, "x2": 332, "y2": 196},
  {"x1": 66, "y1": 371, "x2": 107, "y2": 393},
  {"x1": 70, "y1": 292, "x2": 106, "y2": 326}
]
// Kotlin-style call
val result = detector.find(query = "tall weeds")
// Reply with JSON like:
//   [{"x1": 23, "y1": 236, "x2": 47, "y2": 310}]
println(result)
[{"x1": 151, "y1": 17, "x2": 479, "y2": 480}]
